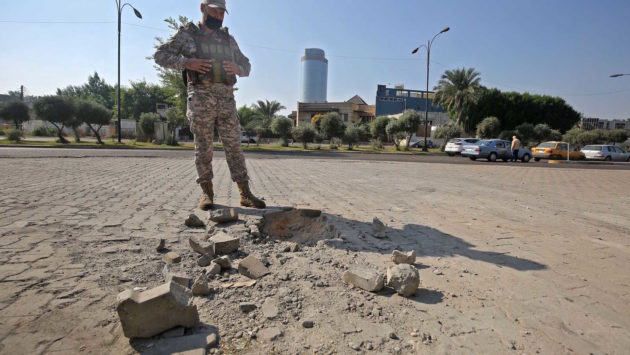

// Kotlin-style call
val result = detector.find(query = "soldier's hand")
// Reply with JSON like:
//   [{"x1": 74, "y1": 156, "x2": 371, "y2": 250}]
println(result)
[
  {"x1": 223, "y1": 61, "x2": 240, "y2": 76},
  {"x1": 185, "y1": 59, "x2": 213, "y2": 74}
]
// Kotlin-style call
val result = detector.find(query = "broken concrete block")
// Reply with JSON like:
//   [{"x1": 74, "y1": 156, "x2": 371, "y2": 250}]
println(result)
[
  {"x1": 282, "y1": 242, "x2": 299, "y2": 253},
  {"x1": 206, "y1": 262, "x2": 221, "y2": 276},
  {"x1": 209, "y1": 232, "x2": 239, "y2": 255},
  {"x1": 116, "y1": 281, "x2": 199, "y2": 338},
  {"x1": 161, "y1": 326, "x2": 185, "y2": 338},
  {"x1": 163, "y1": 265, "x2": 192, "y2": 289},
  {"x1": 189, "y1": 236, "x2": 214, "y2": 256},
  {"x1": 163, "y1": 252, "x2": 182, "y2": 264},
  {"x1": 239, "y1": 302, "x2": 257, "y2": 313},
  {"x1": 197, "y1": 254, "x2": 213, "y2": 267},
  {"x1": 392, "y1": 250, "x2": 416, "y2": 265},
  {"x1": 249, "y1": 225, "x2": 261, "y2": 238},
  {"x1": 238, "y1": 255, "x2": 270, "y2": 279},
  {"x1": 372, "y1": 217, "x2": 387, "y2": 238},
  {"x1": 213, "y1": 256, "x2": 231, "y2": 269},
  {"x1": 156, "y1": 239, "x2": 166, "y2": 252},
  {"x1": 191, "y1": 275, "x2": 210, "y2": 296},
  {"x1": 185, "y1": 214, "x2": 205, "y2": 228},
  {"x1": 209, "y1": 208, "x2": 239, "y2": 224},
  {"x1": 342, "y1": 267, "x2": 384, "y2": 292},
  {"x1": 387, "y1": 264, "x2": 420, "y2": 297},
  {"x1": 261, "y1": 298, "x2": 279, "y2": 319}
]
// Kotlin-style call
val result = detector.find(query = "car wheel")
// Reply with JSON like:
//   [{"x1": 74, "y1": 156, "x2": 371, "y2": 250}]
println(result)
[
  {"x1": 489, "y1": 153, "x2": 497, "y2": 162},
  {"x1": 469, "y1": 157, "x2": 477, "y2": 161},
  {"x1": 534, "y1": 157, "x2": 540, "y2": 162},
  {"x1": 522, "y1": 154, "x2": 531, "y2": 163},
  {"x1": 605, "y1": 156, "x2": 612, "y2": 161}
]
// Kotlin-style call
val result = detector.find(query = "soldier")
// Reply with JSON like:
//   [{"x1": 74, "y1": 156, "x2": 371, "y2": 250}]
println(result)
[{"x1": 154, "y1": 0, "x2": 266, "y2": 210}]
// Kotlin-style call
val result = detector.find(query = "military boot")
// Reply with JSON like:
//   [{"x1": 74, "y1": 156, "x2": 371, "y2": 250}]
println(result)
[
  {"x1": 198, "y1": 181, "x2": 214, "y2": 211},
  {"x1": 237, "y1": 181, "x2": 266, "y2": 209}
]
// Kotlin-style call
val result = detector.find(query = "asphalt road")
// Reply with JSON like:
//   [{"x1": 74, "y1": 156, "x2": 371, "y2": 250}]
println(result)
[{"x1": 1, "y1": 147, "x2": 629, "y2": 170}]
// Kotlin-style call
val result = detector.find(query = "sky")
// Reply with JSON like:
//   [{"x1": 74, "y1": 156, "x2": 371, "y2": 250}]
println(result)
[{"x1": 1, "y1": 0, "x2": 629, "y2": 119}]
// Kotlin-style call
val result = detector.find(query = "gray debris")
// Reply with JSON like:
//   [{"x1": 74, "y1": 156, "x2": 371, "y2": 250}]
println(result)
[
  {"x1": 387, "y1": 264, "x2": 420, "y2": 297},
  {"x1": 185, "y1": 214, "x2": 205, "y2": 228},
  {"x1": 342, "y1": 267, "x2": 384, "y2": 292},
  {"x1": 209, "y1": 208, "x2": 239, "y2": 224}
]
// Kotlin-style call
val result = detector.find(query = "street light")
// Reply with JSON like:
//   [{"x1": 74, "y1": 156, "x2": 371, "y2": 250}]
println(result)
[
  {"x1": 116, "y1": 0, "x2": 142, "y2": 143},
  {"x1": 610, "y1": 73, "x2": 630, "y2": 78},
  {"x1": 412, "y1": 27, "x2": 450, "y2": 151}
]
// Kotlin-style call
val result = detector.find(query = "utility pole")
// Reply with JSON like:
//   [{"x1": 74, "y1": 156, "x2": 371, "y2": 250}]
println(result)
[{"x1": 20, "y1": 85, "x2": 24, "y2": 102}]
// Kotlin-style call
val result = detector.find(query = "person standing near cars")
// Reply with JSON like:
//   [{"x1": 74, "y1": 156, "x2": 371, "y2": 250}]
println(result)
[
  {"x1": 154, "y1": 0, "x2": 266, "y2": 211},
  {"x1": 511, "y1": 135, "x2": 521, "y2": 162}
]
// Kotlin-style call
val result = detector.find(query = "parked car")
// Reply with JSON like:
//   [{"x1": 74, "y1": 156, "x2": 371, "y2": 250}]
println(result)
[
  {"x1": 241, "y1": 135, "x2": 257, "y2": 144},
  {"x1": 532, "y1": 141, "x2": 585, "y2": 161},
  {"x1": 581, "y1": 145, "x2": 630, "y2": 161},
  {"x1": 462, "y1": 139, "x2": 533, "y2": 162},
  {"x1": 445, "y1": 138, "x2": 480, "y2": 156}
]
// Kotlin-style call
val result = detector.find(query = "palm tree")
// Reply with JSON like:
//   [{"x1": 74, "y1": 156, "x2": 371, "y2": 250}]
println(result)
[
  {"x1": 434, "y1": 68, "x2": 481, "y2": 132},
  {"x1": 252, "y1": 100, "x2": 286, "y2": 142}
]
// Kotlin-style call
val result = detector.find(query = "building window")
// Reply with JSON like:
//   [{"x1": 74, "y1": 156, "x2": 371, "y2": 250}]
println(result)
[{"x1": 343, "y1": 114, "x2": 349, "y2": 122}]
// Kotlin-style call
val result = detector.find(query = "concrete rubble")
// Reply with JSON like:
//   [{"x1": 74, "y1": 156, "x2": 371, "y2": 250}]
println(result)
[
  {"x1": 372, "y1": 217, "x2": 387, "y2": 238},
  {"x1": 116, "y1": 281, "x2": 200, "y2": 338},
  {"x1": 387, "y1": 264, "x2": 420, "y2": 297},
  {"x1": 191, "y1": 274, "x2": 211, "y2": 296},
  {"x1": 209, "y1": 232, "x2": 240, "y2": 255},
  {"x1": 391, "y1": 250, "x2": 416, "y2": 265},
  {"x1": 185, "y1": 214, "x2": 206, "y2": 228},
  {"x1": 342, "y1": 267, "x2": 384, "y2": 292},
  {"x1": 189, "y1": 236, "x2": 214, "y2": 256},
  {"x1": 163, "y1": 251, "x2": 182, "y2": 264},
  {"x1": 238, "y1": 255, "x2": 270, "y2": 279},
  {"x1": 163, "y1": 265, "x2": 192, "y2": 289},
  {"x1": 209, "y1": 208, "x2": 239, "y2": 224}
]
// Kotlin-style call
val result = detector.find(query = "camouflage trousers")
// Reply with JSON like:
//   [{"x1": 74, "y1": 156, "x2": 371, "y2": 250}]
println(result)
[{"x1": 187, "y1": 82, "x2": 249, "y2": 183}]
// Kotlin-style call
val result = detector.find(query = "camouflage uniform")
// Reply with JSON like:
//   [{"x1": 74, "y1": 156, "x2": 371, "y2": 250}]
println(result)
[{"x1": 154, "y1": 22, "x2": 251, "y2": 183}]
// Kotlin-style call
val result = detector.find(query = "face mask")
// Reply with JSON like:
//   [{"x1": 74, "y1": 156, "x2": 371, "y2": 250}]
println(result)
[{"x1": 205, "y1": 13, "x2": 223, "y2": 30}]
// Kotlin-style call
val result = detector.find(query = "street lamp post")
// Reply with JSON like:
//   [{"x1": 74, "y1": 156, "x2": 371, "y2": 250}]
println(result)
[
  {"x1": 116, "y1": 0, "x2": 142, "y2": 143},
  {"x1": 610, "y1": 73, "x2": 630, "y2": 78},
  {"x1": 412, "y1": 27, "x2": 450, "y2": 151}
]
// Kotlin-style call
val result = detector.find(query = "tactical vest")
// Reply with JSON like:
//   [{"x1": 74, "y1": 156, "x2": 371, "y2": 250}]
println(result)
[{"x1": 187, "y1": 29, "x2": 237, "y2": 86}]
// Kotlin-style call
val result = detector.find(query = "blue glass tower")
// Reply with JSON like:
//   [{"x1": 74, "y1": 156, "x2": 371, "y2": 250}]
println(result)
[{"x1": 300, "y1": 48, "x2": 328, "y2": 103}]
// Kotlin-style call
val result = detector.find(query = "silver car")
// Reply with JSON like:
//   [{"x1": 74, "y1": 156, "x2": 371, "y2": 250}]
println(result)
[
  {"x1": 445, "y1": 138, "x2": 480, "y2": 156},
  {"x1": 581, "y1": 145, "x2": 630, "y2": 161}
]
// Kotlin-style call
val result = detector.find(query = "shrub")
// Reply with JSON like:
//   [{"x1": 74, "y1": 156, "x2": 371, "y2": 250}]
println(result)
[
  {"x1": 319, "y1": 112, "x2": 345, "y2": 141},
  {"x1": 32, "y1": 126, "x2": 56, "y2": 137},
  {"x1": 476, "y1": 117, "x2": 501, "y2": 139},
  {"x1": 498, "y1": 130, "x2": 517, "y2": 141},
  {"x1": 370, "y1": 138, "x2": 384, "y2": 150},
  {"x1": 370, "y1": 116, "x2": 391, "y2": 141},
  {"x1": 343, "y1": 124, "x2": 363, "y2": 150},
  {"x1": 165, "y1": 134, "x2": 179, "y2": 146},
  {"x1": 271, "y1": 117, "x2": 293, "y2": 147},
  {"x1": 0, "y1": 128, "x2": 4, "y2": 136},
  {"x1": 6, "y1": 128, "x2": 23, "y2": 142},
  {"x1": 291, "y1": 124, "x2": 315, "y2": 149},
  {"x1": 434, "y1": 123, "x2": 464, "y2": 151},
  {"x1": 385, "y1": 110, "x2": 421, "y2": 149},
  {"x1": 76, "y1": 100, "x2": 112, "y2": 144},
  {"x1": 139, "y1": 112, "x2": 160, "y2": 142},
  {"x1": 515, "y1": 123, "x2": 535, "y2": 145},
  {"x1": 606, "y1": 129, "x2": 629, "y2": 144}
]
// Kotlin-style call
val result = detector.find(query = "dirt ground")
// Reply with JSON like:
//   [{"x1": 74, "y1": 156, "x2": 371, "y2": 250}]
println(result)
[{"x1": 0, "y1": 155, "x2": 628, "y2": 354}]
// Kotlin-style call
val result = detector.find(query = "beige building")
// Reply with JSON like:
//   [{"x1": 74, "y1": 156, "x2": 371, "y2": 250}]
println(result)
[{"x1": 293, "y1": 95, "x2": 375, "y2": 127}]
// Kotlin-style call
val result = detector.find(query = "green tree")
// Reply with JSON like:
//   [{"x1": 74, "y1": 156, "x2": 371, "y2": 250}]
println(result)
[
  {"x1": 6, "y1": 129, "x2": 23, "y2": 143},
  {"x1": 370, "y1": 116, "x2": 391, "y2": 142},
  {"x1": 165, "y1": 107, "x2": 187, "y2": 146},
  {"x1": 319, "y1": 112, "x2": 345, "y2": 142},
  {"x1": 271, "y1": 116, "x2": 293, "y2": 147},
  {"x1": 515, "y1": 122, "x2": 535, "y2": 146},
  {"x1": 606, "y1": 129, "x2": 629, "y2": 144},
  {"x1": 434, "y1": 68, "x2": 482, "y2": 131},
  {"x1": 343, "y1": 124, "x2": 363, "y2": 150},
  {"x1": 139, "y1": 112, "x2": 160, "y2": 142},
  {"x1": 0, "y1": 101, "x2": 30, "y2": 129},
  {"x1": 385, "y1": 110, "x2": 421, "y2": 149},
  {"x1": 533, "y1": 123, "x2": 552, "y2": 144},
  {"x1": 33, "y1": 96, "x2": 77, "y2": 144},
  {"x1": 118, "y1": 81, "x2": 168, "y2": 120},
  {"x1": 434, "y1": 123, "x2": 464, "y2": 151},
  {"x1": 76, "y1": 100, "x2": 112, "y2": 144},
  {"x1": 476, "y1": 116, "x2": 500, "y2": 139},
  {"x1": 151, "y1": 16, "x2": 191, "y2": 117},
  {"x1": 499, "y1": 130, "x2": 517, "y2": 141},
  {"x1": 56, "y1": 72, "x2": 116, "y2": 109},
  {"x1": 253, "y1": 100, "x2": 286, "y2": 139},
  {"x1": 292, "y1": 125, "x2": 315, "y2": 149}
]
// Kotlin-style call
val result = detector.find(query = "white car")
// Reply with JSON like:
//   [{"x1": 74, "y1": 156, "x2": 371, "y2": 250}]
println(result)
[
  {"x1": 581, "y1": 145, "x2": 630, "y2": 161},
  {"x1": 241, "y1": 135, "x2": 258, "y2": 144},
  {"x1": 445, "y1": 138, "x2": 480, "y2": 156}
]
